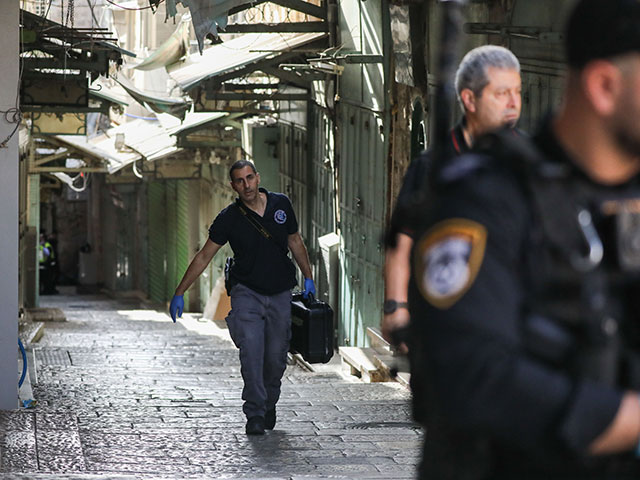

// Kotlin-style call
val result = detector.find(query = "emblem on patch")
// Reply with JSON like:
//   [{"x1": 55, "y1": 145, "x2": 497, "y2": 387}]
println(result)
[
  {"x1": 414, "y1": 219, "x2": 487, "y2": 309},
  {"x1": 274, "y1": 209, "x2": 287, "y2": 224}
]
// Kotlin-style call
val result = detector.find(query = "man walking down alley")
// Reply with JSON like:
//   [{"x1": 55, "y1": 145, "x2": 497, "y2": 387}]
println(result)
[{"x1": 170, "y1": 160, "x2": 316, "y2": 435}]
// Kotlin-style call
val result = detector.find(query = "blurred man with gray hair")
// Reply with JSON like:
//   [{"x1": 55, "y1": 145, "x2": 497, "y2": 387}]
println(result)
[{"x1": 383, "y1": 45, "x2": 522, "y2": 348}]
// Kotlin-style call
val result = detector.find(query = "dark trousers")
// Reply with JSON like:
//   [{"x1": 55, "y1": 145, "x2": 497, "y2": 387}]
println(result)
[{"x1": 226, "y1": 284, "x2": 292, "y2": 419}]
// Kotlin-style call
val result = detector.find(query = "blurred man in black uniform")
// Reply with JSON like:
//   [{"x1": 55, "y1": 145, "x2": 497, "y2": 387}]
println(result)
[
  {"x1": 408, "y1": 0, "x2": 640, "y2": 478},
  {"x1": 383, "y1": 45, "x2": 522, "y2": 347}
]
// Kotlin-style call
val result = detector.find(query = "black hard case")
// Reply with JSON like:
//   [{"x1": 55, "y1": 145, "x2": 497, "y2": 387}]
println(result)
[{"x1": 290, "y1": 293, "x2": 334, "y2": 363}]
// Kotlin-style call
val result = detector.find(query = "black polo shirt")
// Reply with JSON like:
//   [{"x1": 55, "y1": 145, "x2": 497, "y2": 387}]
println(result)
[
  {"x1": 394, "y1": 122, "x2": 469, "y2": 237},
  {"x1": 209, "y1": 188, "x2": 298, "y2": 295}
]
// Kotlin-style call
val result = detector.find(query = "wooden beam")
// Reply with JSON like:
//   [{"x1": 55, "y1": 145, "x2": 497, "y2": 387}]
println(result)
[
  {"x1": 269, "y1": 0, "x2": 326, "y2": 19},
  {"x1": 223, "y1": 22, "x2": 327, "y2": 33},
  {"x1": 206, "y1": 92, "x2": 309, "y2": 101},
  {"x1": 33, "y1": 150, "x2": 70, "y2": 167},
  {"x1": 227, "y1": 0, "x2": 326, "y2": 19},
  {"x1": 29, "y1": 166, "x2": 107, "y2": 173},
  {"x1": 222, "y1": 83, "x2": 283, "y2": 90},
  {"x1": 262, "y1": 66, "x2": 325, "y2": 85},
  {"x1": 177, "y1": 138, "x2": 242, "y2": 148}
]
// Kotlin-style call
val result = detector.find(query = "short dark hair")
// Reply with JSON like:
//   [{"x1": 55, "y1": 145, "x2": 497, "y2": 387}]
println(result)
[
  {"x1": 229, "y1": 160, "x2": 257, "y2": 181},
  {"x1": 566, "y1": 0, "x2": 640, "y2": 69}
]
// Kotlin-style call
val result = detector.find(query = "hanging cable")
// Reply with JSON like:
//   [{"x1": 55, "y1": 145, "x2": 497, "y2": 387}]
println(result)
[{"x1": 105, "y1": 0, "x2": 164, "y2": 11}]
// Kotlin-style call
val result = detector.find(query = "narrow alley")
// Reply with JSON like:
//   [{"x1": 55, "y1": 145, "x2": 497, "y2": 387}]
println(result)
[{"x1": 1, "y1": 289, "x2": 421, "y2": 479}]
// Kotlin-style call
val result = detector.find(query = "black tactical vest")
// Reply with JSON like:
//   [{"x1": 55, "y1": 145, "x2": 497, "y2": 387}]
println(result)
[{"x1": 410, "y1": 130, "x2": 640, "y2": 479}]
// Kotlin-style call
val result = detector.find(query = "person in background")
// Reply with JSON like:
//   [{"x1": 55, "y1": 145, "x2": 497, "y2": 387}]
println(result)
[{"x1": 383, "y1": 45, "x2": 522, "y2": 347}]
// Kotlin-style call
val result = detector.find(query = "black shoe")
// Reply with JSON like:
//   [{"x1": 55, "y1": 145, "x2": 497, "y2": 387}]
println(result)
[
  {"x1": 265, "y1": 408, "x2": 276, "y2": 430},
  {"x1": 245, "y1": 416, "x2": 265, "y2": 435}
]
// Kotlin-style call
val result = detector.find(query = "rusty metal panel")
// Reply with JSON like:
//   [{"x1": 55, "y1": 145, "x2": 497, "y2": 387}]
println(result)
[{"x1": 338, "y1": 103, "x2": 387, "y2": 348}]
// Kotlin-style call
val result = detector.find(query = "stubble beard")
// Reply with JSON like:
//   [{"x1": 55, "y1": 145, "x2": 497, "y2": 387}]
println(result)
[{"x1": 613, "y1": 122, "x2": 640, "y2": 161}]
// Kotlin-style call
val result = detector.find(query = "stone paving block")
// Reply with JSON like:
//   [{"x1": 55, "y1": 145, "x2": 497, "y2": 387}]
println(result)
[
  {"x1": 0, "y1": 475, "x2": 140, "y2": 480},
  {"x1": 311, "y1": 463, "x2": 381, "y2": 474},
  {"x1": 37, "y1": 454, "x2": 86, "y2": 473},
  {"x1": 35, "y1": 412, "x2": 78, "y2": 431},
  {"x1": 0, "y1": 412, "x2": 35, "y2": 432},
  {"x1": 1, "y1": 430, "x2": 36, "y2": 454},
  {"x1": 36, "y1": 431, "x2": 83, "y2": 457},
  {"x1": 85, "y1": 461, "x2": 205, "y2": 475},
  {"x1": 83, "y1": 452, "x2": 191, "y2": 466},
  {"x1": 0, "y1": 430, "x2": 38, "y2": 472}
]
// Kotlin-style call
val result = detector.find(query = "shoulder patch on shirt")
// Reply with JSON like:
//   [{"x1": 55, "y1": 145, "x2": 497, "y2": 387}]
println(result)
[
  {"x1": 274, "y1": 209, "x2": 287, "y2": 224},
  {"x1": 414, "y1": 219, "x2": 487, "y2": 309}
]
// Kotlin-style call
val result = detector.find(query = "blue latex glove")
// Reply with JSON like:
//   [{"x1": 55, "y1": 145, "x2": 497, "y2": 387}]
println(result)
[
  {"x1": 169, "y1": 294, "x2": 184, "y2": 323},
  {"x1": 302, "y1": 278, "x2": 316, "y2": 299}
]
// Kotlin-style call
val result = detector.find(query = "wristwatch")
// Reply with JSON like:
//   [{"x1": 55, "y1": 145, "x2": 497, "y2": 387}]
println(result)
[{"x1": 383, "y1": 299, "x2": 409, "y2": 314}]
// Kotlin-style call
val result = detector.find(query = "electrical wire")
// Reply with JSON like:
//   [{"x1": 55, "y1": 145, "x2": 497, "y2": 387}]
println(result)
[
  {"x1": 1, "y1": 8, "x2": 25, "y2": 149},
  {"x1": 105, "y1": 0, "x2": 164, "y2": 11}
]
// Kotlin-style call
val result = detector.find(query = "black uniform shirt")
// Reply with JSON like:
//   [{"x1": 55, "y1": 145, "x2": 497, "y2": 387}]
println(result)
[
  {"x1": 409, "y1": 121, "x2": 625, "y2": 469},
  {"x1": 394, "y1": 122, "x2": 468, "y2": 237},
  {"x1": 209, "y1": 188, "x2": 298, "y2": 295}
]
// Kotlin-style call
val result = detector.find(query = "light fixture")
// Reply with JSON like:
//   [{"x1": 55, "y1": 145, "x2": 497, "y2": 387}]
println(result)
[{"x1": 114, "y1": 132, "x2": 125, "y2": 151}]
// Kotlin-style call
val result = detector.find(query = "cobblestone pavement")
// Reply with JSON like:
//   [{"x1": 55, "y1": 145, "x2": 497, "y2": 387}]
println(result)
[{"x1": 1, "y1": 292, "x2": 422, "y2": 479}]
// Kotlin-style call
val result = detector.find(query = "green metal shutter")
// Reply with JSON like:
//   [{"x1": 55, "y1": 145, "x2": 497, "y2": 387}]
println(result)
[
  {"x1": 165, "y1": 181, "x2": 177, "y2": 302},
  {"x1": 338, "y1": 104, "x2": 387, "y2": 347},
  {"x1": 115, "y1": 188, "x2": 135, "y2": 291},
  {"x1": 147, "y1": 182, "x2": 167, "y2": 303},
  {"x1": 175, "y1": 180, "x2": 191, "y2": 307}
]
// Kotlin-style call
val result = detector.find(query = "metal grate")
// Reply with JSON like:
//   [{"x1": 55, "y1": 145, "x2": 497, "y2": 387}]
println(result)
[
  {"x1": 35, "y1": 348, "x2": 72, "y2": 366},
  {"x1": 346, "y1": 422, "x2": 420, "y2": 430}
]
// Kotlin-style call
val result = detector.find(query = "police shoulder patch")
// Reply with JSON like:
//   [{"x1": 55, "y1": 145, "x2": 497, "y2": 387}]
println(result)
[{"x1": 414, "y1": 218, "x2": 487, "y2": 310}]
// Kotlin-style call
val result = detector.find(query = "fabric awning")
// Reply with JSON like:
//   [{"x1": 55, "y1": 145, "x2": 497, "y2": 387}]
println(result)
[
  {"x1": 164, "y1": 0, "x2": 254, "y2": 53},
  {"x1": 134, "y1": 16, "x2": 190, "y2": 71}
]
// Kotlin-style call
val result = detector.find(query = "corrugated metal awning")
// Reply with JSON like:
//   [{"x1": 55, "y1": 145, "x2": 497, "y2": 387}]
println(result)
[
  {"x1": 114, "y1": 74, "x2": 191, "y2": 119},
  {"x1": 90, "y1": 78, "x2": 129, "y2": 107},
  {"x1": 157, "y1": 111, "x2": 230, "y2": 135},
  {"x1": 56, "y1": 119, "x2": 180, "y2": 174},
  {"x1": 167, "y1": 32, "x2": 327, "y2": 91}
]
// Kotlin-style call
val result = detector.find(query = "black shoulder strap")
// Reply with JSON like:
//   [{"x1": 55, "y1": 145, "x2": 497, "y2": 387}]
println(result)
[{"x1": 236, "y1": 202, "x2": 289, "y2": 255}]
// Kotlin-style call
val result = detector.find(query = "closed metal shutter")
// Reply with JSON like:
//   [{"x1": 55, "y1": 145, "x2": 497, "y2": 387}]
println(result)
[{"x1": 147, "y1": 182, "x2": 166, "y2": 303}]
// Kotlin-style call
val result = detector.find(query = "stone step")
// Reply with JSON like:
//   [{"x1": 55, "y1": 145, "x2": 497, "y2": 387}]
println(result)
[
  {"x1": 18, "y1": 317, "x2": 45, "y2": 345},
  {"x1": 25, "y1": 307, "x2": 66, "y2": 323}
]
